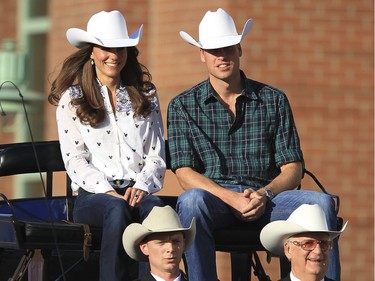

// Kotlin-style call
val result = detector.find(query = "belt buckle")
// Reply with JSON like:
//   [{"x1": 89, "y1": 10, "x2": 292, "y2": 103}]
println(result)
[
  {"x1": 112, "y1": 179, "x2": 135, "y2": 189},
  {"x1": 113, "y1": 179, "x2": 125, "y2": 188}
]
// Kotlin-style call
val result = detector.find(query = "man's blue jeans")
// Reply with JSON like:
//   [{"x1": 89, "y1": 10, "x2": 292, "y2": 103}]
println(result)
[
  {"x1": 73, "y1": 190, "x2": 164, "y2": 281},
  {"x1": 177, "y1": 186, "x2": 341, "y2": 281}
]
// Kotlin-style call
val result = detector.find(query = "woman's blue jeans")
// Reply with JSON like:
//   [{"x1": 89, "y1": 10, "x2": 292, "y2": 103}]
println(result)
[
  {"x1": 177, "y1": 186, "x2": 341, "y2": 281},
  {"x1": 73, "y1": 189, "x2": 164, "y2": 281}
]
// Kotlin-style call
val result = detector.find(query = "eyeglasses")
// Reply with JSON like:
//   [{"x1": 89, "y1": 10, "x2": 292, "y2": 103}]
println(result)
[{"x1": 287, "y1": 239, "x2": 333, "y2": 251}]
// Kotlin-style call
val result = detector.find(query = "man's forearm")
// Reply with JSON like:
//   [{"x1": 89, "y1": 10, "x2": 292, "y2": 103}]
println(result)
[
  {"x1": 175, "y1": 166, "x2": 239, "y2": 205},
  {"x1": 263, "y1": 161, "x2": 303, "y2": 196}
]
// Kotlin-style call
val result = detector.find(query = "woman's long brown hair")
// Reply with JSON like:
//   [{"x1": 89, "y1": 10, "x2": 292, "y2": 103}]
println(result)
[{"x1": 48, "y1": 45, "x2": 156, "y2": 127}]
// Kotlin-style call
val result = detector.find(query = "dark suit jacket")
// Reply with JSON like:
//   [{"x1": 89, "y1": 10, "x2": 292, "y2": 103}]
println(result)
[
  {"x1": 133, "y1": 271, "x2": 188, "y2": 281},
  {"x1": 280, "y1": 275, "x2": 334, "y2": 281}
]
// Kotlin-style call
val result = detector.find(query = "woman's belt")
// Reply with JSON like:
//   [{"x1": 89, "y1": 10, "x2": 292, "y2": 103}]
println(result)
[{"x1": 109, "y1": 179, "x2": 135, "y2": 195}]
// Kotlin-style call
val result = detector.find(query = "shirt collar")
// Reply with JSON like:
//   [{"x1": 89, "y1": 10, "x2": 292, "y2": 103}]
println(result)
[
  {"x1": 96, "y1": 79, "x2": 127, "y2": 94},
  {"x1": 290, "y1": 272, "x2": 325, "y2": 281},
  {"x1": 204, "y1": 70, "x2": 259, "y2": 104},
  {"x1": 150, "y1": 272, "x2": 182, "y2": 281},
  {"x1": 241, "y1": 71, "x2": 261, "y2": 100}
]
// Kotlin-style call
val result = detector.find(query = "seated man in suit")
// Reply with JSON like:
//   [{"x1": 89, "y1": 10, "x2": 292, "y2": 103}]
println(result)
[
  {"x1": 260, "y1": 204, "x2": 347, "y2": 281},
  {"x1": 123, "y1": 206, "x2": 196, "y2": 281}
]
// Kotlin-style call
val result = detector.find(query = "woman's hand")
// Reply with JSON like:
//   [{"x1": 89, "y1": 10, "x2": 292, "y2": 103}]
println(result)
[
  {"x1": 105, "y1": 188, "x2": 146, "y2": 207},
  {"x1": 124, "y1": 187, "x2": 147, "y2": 207}
]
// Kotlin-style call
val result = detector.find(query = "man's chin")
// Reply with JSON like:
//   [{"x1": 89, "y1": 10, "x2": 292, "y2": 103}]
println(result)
[{"x1": 163, "y1": 264, "x2": 179, "y2": 273}]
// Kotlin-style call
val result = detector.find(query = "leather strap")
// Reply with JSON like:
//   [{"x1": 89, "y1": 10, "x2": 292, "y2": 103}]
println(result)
[
  {"x1": 81, "y1": 223, "x2": 92, "y2": 261},
  {"x1": 64, "y1": 220, "x2": 92, "y2": 261}
]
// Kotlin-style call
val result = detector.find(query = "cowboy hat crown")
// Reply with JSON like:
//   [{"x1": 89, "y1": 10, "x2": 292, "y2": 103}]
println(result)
[
  {"x1": 180, "y1": 8, "x2": 253, "y2": 49},
  {"x1": 66, "y1": 10, "x2": 143, "y2": 49}
]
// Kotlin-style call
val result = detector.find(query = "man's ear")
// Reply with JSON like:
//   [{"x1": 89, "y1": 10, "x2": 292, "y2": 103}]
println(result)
[
  {"x1": 200, "y1": 49, "x2": 206, "y2": 63},
  {"x1": 139, "y1": 243, "x2": 149, "y2": 256},
  {"x1": 284, "y1": 242, "x2": 292, "y2": 261}
]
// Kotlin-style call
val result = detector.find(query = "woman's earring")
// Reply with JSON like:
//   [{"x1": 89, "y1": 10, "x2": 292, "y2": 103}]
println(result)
[{"x1": 91, "y1": 60, "x2": 94, "y2": 65}]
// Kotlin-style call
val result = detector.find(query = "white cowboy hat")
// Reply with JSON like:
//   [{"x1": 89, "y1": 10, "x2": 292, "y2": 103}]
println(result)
[
  {"x1": 180, "y1": 8, "x2": 253, "y2": 49},
  {"x1": 66, "y1": 10, "x2": 143, "y2": 49},
  {"x1": 123, "y1": 205, "x2": 196, "y2": 261},
  {"x1": 260, "y1": 204, "x2": 348, "y2": 256}
]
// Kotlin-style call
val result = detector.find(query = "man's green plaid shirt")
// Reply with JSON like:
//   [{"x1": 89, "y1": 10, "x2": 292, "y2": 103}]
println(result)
[{"x1": 167, "y1": 73, "x2": 303, "y2": 188}]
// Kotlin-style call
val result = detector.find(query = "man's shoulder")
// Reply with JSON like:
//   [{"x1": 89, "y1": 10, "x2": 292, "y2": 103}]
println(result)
[
  {"x1": 245, "y1": 78, "x2": 285, "y2": 96},
  {"x1": 244, "y1": 78, "x2": 291, "y2": 106}
]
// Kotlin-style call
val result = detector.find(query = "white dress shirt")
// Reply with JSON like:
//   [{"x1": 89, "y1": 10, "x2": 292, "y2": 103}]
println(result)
[
  {"x1": 56, "y1": 83, "x2": 166, "y2": 194},
  {"x1": 290, "y1": 272, "x2": 324, "y2": 281}
]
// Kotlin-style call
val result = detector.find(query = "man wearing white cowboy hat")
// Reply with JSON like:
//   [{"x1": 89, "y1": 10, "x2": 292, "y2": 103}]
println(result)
[
  {"x1": 49, "y1": 9, "x2": 166, "y2": 281},
  {"x1": 123, "y1": 206, "x2": 196, "y2": 281},
  {"x1": 167, "y1": 8, "x2": 342, "y2": 281},
  {"x1": 261, "y1": 204, "x2": 347, "y2": 281}
]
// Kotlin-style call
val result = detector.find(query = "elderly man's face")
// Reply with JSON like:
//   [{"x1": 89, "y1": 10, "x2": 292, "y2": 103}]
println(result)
[
  {"x1": 140, "y1": 232, "x2": 186, "y2": 278},
  {"x1": 284, "y1": 232, "x2": 331, "y2": 280}
]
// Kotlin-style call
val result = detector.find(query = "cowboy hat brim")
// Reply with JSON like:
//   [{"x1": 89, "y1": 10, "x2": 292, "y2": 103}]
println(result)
[
  {"x1": 66, "y1": 25, "x2": 143, "y2": 49},
  {"x1": 123, "y1": 217, "x2": 196, "y2": 262},
  {"x1": 260, "y1": 220, "x2": 348, "y2": 256},
  {"x1": 180, "y1": 19, "x2": 253, "y2": 49}
]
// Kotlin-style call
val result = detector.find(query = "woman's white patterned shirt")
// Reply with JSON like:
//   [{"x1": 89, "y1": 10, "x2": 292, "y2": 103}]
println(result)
[{"x1": 56, "y1": 83, "x2": 166, "y2": 194}]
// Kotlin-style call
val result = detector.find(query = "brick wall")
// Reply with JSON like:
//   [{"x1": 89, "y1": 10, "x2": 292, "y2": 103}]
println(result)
[
  {"x1": 0, "y1": 0, "x2": 373, "y2": 280},
  {"x1": 0, "y1": 0, "x2": 17, "y2": 39},
  {"x1": 141, "y1": 1, "x2": 374, "y2": 279}
]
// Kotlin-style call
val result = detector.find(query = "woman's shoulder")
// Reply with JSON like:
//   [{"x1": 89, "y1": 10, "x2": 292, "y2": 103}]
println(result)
[{"x1": 58, "y1": 85, "x2": 83, "y2": 106}]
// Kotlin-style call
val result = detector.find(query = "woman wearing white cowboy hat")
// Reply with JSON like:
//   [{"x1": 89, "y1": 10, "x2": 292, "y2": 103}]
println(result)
[
  {"x1": 48, "y1": 10, "x2": 166, "y2": 281},
  {"x1": 168, "y1": 8, "x2": 342, "y2": 281},
  {"x1": 123, "y1": 206, "x2": 196, "y2": 281},
  {"x1": 260, "y1": 204, "x2": 347, "y2": 281}
]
